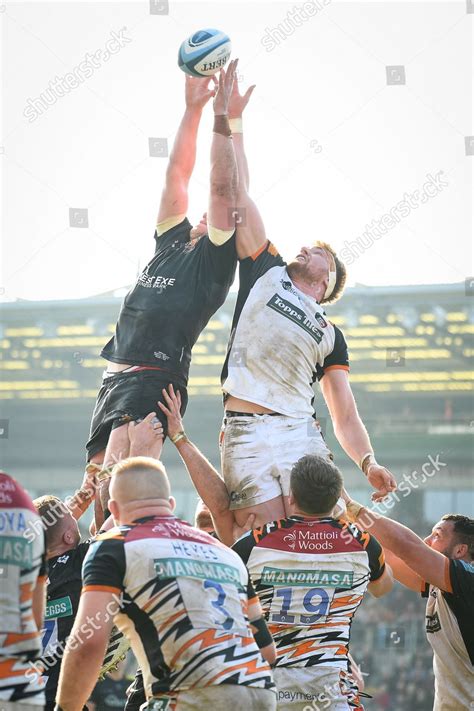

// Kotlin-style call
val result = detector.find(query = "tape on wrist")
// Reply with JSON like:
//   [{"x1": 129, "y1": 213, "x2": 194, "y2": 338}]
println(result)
[
  {"x1": 359, "y1": 452, "x2": 376, "y2": 476},
  {"x1": 251, "y1": 616, "x2": 272, "y2": 649},
  {"x1": 345, "y1": 500, "x2": 365, "y2": 523},
  {"x1": 213, "y1": 114, "x2": 231, "y2": 137},
  {"x1": 229, "y1": 117, "x2": 243, "y2": 133},
  {"x1": 170, "y1": 431, "x2": 188, "y2": 445}
]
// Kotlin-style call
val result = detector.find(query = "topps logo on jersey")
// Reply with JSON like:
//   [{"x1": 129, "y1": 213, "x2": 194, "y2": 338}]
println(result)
[{"x1": 267, "y1": 294, "x2": 323, "y2": 343}]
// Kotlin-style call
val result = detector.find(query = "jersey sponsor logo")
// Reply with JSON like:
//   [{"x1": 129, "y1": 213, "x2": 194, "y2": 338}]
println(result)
[
  {"x1": 149, "y1": 519, "x2": 214, "y2": 545},
  {"x1": 0, "y1": 535, "x2": 33, "y2": 567},
  {"x1": 281, "y1": 528, "x2": 338, "y2": 551},
  {"x1": 0, "y1": 510, "x2": 27, "y2": 532},
  {"x1": 266, "y1": 294, "x2": 323, "y2": 344},
  {"x1": 45, "y1": 595, "x2": 73, "y2": 620},
  {"x1": 0, "y1": 479, "x2": 16, "y2": 505},
  {"x1": 154, "y1": 557, "x2": 242, "y2": 588},
  {"x1": 426, "y1": 611, "x2": 442, "y2": 633},
  {"x1": 261, "y1": 566, "x2": 354, "y2": 588},
  {"x1": 56, "y1": 554, "x2": 70, "y2": 564},
  {"x1": 154, "y1": 351, "x2": 170, "y2": 361},
  {"x1": 137, "y1": 270, "x2": 177, "y2": 290},
  {"x1": 280, "y1": 279, "x2": 298, "y2": 296},
  {"x1": 230, "y1": 490, "x2": 247, "y2": 504}
]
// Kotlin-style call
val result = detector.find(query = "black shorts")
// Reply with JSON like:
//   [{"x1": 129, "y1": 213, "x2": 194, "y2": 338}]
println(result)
[{"x1": 86, "y1": 369, "x2": 188, "y2": 460}]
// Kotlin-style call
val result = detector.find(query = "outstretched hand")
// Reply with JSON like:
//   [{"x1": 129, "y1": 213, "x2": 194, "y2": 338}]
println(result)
[
  {"x1": 128, "y1": 412, "x2": 164, "y2": 451},
  {"x1": 185, "y1": 74, "x2": 216, "y2": 110},
  {"x1": 158, "y1": 384, "x2": 184, "y2": 440},
  {"x1": 228, "y1": 76, "x2": 256, "y2": 119},
  {"x1": 367, "y1": 464, "x2": 397, "y2": 502},
  {"x1": 232, "y1": 512, "x2": 256, "y2": 542},
  {"x1": 213, "y1": 58, "x2": 239, "y2": 115}
]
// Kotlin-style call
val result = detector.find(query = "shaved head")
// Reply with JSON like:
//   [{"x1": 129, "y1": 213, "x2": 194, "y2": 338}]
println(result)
[{"x1": 110, "y1": 457, "x2": 171, "y2": 506}]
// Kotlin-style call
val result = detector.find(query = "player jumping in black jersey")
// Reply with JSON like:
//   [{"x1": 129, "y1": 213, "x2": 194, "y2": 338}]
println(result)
[{"x1": 86, "y1": 60, "x2": 245, "y2": 474}]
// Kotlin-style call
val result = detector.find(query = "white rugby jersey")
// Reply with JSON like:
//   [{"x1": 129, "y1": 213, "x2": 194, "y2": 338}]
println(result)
[
  {"x1": 422, "y1": 559, "x2": 474, "y2": 710},
  {"x1": 233, "y1": 516, "x2": 385, "y2": 669},
  {"x1": 221, "y1": 242, "x2": 349, "y2": 417},
  {"x1": 0, "y1": 473, "x2": 46, "y2": 702},
  {"x1": 82, "y1": 515, "x2": 275, "y2": 700}
]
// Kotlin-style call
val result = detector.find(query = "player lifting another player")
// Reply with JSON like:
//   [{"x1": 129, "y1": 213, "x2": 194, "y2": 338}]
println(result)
[{"x1": 55, "y1": 457, "x2": 277, "y2": 711}]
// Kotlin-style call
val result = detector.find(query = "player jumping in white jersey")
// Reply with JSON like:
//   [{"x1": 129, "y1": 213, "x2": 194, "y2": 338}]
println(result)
[{"x1": 218, "y1": 78, "x2": 397, "y2": 528}]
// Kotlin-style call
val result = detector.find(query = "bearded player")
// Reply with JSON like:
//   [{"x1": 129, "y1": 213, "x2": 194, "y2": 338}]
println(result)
[
  {"x1": 86, "y1": 60, "x2": 241, "y2": 471},
  {"x1": 220, "y1": 79, "x2": 397, "y2": 528}
]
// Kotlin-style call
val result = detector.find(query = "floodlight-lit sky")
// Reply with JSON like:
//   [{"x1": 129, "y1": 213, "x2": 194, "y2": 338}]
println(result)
[{"x1": 2, "y1": 0, "x2": 472, "y2": 301}]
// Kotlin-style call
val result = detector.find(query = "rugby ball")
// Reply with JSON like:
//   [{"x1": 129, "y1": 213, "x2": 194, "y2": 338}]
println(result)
[{"x1": 178, "y1": 28, "x2": 231, "y2": 77}]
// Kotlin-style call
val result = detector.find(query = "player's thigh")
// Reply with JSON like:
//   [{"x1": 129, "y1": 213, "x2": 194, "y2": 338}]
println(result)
[
  {"x1": 176, "y1": 685, "x2": 277, "y2": 710},
  {"x1": 234, "y1": 496, "x2": 286, "y2": 529},
  {"x1": 221, "y1": 415, "x2": 281, "y2": 510},
  {"x1": 89, "y1": 450, "x2": 105, "y2": 467},
  {"x1": 104, "y1": 422, "x2": 130, "y2": 466},
  {"x1": 275, "y1": 418, "x2": 332, "y2": 498}
]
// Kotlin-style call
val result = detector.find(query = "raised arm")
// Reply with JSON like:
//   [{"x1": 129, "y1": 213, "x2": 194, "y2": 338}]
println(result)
[
  {"x1": 157, "y1": 75, "x2": 215, "y2": 226},
  {"x1": 207, "y1": 59, "x2": 239, "y2": 244},
  {"x1": 158, "y1": 385, "x2": 253, "y2": 546},
  {"x1": 320, "y1": 368, "x2": 397, "y2": 501},
  {"x1": 343, "y1": 490, "x2": 452, "y2": 592},
  {"x1": 227, "y1": 78, "x2": 267, "y2": 259}
]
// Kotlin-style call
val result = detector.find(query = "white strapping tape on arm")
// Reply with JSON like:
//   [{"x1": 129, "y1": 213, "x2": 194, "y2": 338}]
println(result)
[
  {"x1": 156, "y1": 214, "x2": 187, "y2": 237},
  {"x1": 208, "y1": 225, "x2": 235, "y2": 246}
]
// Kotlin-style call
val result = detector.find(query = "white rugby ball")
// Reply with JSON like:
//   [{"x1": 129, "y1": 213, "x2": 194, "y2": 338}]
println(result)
[{"x1": 178, "y1": 28, "x2": 231, "y2": 77}]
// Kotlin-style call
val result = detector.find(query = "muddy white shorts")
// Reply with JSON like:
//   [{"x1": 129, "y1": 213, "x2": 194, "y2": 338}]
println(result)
[
  {"x1": 273, "y1": 666, "x2": 363, "y2": 711},
  {"x1": 220, "y1": 413, "x2": 333, "y2": 510}
]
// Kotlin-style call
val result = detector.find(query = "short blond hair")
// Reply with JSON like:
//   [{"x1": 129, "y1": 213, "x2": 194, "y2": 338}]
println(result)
[{"x1": 110, "y1": 457, "x2": 170, "y2": 504}]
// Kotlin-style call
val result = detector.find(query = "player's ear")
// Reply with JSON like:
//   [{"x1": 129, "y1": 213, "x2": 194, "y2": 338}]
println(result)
[
  {"x1": 169, "y1": 496, "x2": 176, "y2": 512},
  {"x1": 455, "y1": 542, "x2": 468, "y2": 560},
  {"x1": 108, "y1": 499, "x2": 119, "y2": 520}
]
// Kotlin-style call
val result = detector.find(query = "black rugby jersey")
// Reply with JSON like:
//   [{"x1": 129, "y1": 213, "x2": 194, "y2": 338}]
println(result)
[
  {"x1": 101, "y1": 218, "x2": 237, "y2": 381},
  {"x1": 41, "y1": 541, "x2": 90, "y2": 709}
]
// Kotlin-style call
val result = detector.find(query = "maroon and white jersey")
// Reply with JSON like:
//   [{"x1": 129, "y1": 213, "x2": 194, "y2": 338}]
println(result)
[
  {"x1": 221, "y1": 242, "x2": 349, "y2": 417},
  {"x1": 233, "y1": 516, "x2": 385, "y2": 669},
  {"x1": 82, "y1": 515, "x2": 275, "y2": 700},
  {"x1": 0, "y1": 473, "x2": 47, "y2": 703}
]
